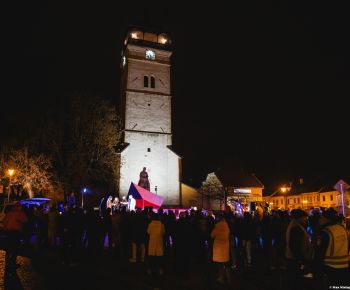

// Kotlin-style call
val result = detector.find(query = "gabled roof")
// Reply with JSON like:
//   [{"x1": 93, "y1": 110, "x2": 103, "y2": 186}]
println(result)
[
  {"x1": 114, "y1": 142, "x2": 129, "y2": 153},
  {"x1": 265, "y1": 177, "x2": 348, "y2": 197},
  {"x1": 181, "y1": 177, "x2": 202, "y2": 189},
  {"x1": 167, "y1": 145, "x2": 182, "y2": 158},
  {"x1": 318, "y1": 184, "x2": 337, "y2": 193},
  {"x1": 215, "y1": 168, "x2": 264, "y2": 188}
]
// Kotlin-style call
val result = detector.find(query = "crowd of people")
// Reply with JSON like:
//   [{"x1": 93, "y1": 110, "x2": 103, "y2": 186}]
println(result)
[{"x1": 1, "y1": 198, "x2": 349, "y2": 289}]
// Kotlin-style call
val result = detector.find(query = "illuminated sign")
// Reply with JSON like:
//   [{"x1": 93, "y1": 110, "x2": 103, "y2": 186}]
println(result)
[{"x1": 234, "y1": 188, "x2": 252, "y2": 194}]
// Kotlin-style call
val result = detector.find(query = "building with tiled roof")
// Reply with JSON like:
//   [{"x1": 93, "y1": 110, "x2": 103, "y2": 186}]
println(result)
[
  {"x1": 200, "y1": 168, "x2": 264, "y2": 210},
  {"x1": 263, "y1": 177, "x2": 349, "y2": 213}
]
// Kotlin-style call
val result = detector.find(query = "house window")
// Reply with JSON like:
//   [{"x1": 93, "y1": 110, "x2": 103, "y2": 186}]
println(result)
[
  {"x1": 294, "y1": 198, "x2": 296, "y2": 204},
  {"x1": 297, "y1": 198, "x2": 300, "y2": 204},
  {"x1": 147, "y1": 148, "x2": 151, "y2": 152},
  {"x1": 151, "y1": 76, "x2": 155, "y2": 88},
  {"x1": 144, "y1": 76, "x2": 149, "y2": 87},
  {"x1": 281, "y1": 199, "x2": 283, "y2": 204},
  {"x1": 330, "y1": 195, "x2": 333, "y2": 201},
  {"x1": 322, "y1": 196, "x2": 325, "y2": 202},
  {"x1": 276, "y1": 200, "x2": 278, "y2": 206}
]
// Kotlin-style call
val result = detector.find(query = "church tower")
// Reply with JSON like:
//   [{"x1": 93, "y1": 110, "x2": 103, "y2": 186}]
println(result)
[{"x1": 117, "y1": 27, "x2": 181, "y2": 206}]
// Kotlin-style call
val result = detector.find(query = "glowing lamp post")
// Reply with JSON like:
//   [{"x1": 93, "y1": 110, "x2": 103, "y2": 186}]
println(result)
[
  {"x1": 280, "y1": 186, "x2": 291, "y2": 210},
  {"x1": 7, "y1": 169, "x2": 15, "y2": 203},
  {"x1": 81, "y1": 188, "x2": 87, "y2": 208}
]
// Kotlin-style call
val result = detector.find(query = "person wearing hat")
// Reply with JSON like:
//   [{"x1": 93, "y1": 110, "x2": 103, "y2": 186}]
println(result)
[
  {"x1": 285, "y1": 209, "x2": 312, "y2": 290},
  {"x1": 314, "y1": 208, "x2": 349, "y2": 288}
]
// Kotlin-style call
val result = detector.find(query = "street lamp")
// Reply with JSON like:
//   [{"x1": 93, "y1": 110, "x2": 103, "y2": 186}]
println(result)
[
  {"x1": 81, "y1": 188, "x2": 87, "y2": 208},
  {"x1": 280, "y1": 186, "x2": 291, "y2": 210},
  {"x1": 7, "y1": 169, "x2": 15, "y2": 203}
]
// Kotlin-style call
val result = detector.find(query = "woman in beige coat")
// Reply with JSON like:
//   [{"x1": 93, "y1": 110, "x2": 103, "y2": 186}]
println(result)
[
  {"x1": 211, "y1": 214, "x2": 231, "y2": 284},
  {"x1": 147, "y1": 213, "x2": 165, "y2": 275}
]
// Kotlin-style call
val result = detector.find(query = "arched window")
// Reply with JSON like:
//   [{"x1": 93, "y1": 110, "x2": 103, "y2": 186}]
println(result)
[
  {"x1": 144, "y1": 76, "x2": 149, "y2": 87},
  {"x1": 150, "y1": 76, "x2": 155, "y2": 88}
]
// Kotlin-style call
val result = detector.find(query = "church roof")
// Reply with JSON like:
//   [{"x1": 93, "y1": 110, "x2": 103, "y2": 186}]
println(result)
[
  {"x1": 114, "y1": 142, "x2": 129, "y2": 153},
  {"x1": 167, "y1": 146, "x2": 182, "y2": 158},
  {"x1": 215, "y1": 168, "x2": 264, "y2": 188}
]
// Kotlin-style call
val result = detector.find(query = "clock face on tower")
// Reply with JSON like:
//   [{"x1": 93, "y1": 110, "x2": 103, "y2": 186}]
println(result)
[{"x1": 145, "y1": 49, "x2": 156, "y2": 60}]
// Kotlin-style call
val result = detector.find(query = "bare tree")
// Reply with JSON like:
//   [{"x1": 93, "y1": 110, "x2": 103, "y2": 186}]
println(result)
[
  {"x1": 1, "y1": 148, "x2": 54, "y2": 198},
  {"x1": 1, "y1": 95, "x2": 123, "y2": 199},
  {"x1": 36, "y1": 95, "x2": 123, "y2": 195}
]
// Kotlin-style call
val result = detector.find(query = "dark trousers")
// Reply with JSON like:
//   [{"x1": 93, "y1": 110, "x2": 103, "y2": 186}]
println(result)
[
  {"x1": 5, "y1": 231, "x2": 20, "y2": 272},
  {"x1": 285, "y1": 259, "x2": 304, "y2": 290},
  {"x1": 212, "y1": 262, "x2": 231, "y2": 285}
]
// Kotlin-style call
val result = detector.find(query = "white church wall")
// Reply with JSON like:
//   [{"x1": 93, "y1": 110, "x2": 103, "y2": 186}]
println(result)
[
  {"x1": 166, "y1": 149, "x2": 180, "y2": 205},
  {"x1": 119, "y1": 131, "x2": 179, "y2": 205},
  {"x1": 125, "y1": 91, "x2": 171, "y2": 133},
  {"x1": 127, "y1": 59, "x2": 171, "y2": 95}
]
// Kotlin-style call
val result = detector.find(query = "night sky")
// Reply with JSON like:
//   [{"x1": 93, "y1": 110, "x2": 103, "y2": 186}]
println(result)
[{"x1": 2, "y1": 1, "x2": 349, "y2": 191}]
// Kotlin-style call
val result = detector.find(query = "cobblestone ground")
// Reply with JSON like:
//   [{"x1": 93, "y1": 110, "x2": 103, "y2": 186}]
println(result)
[
  {"x1": 0, "y1": 250, "x2": 45, "y2": 290},
  {"x1": 0, "y1": 248, "x2": 319, "y2": 290}
]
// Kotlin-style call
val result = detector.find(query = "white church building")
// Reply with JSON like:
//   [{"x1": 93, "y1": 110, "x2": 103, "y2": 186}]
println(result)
[{"x1": 116, "y1": 27, "x2": 181, "y2": 206}]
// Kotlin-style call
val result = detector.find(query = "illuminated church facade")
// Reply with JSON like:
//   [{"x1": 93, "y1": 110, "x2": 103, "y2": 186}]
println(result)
[{"x1": 117, "y1": 27, "x2": 181, "y2": 206}]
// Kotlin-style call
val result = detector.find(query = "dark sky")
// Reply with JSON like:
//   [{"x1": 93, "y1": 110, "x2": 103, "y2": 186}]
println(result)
[{"x1": 2, "y1": 1, "x2": 350, "y2": 191}]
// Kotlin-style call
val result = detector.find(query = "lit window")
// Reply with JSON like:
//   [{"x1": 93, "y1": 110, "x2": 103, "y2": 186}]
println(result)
[{"x1": 144, "y1": 76, "x2": 149, "y2": 87}]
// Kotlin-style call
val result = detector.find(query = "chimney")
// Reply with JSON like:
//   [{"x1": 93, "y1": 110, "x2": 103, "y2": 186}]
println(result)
[{"x1": 299, "y1": 178, "x2": 304, "y2": 185}]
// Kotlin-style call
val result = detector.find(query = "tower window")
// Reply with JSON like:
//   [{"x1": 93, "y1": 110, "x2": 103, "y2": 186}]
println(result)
[
  {"x1": 151, "y1": 76, "x2": 155, "y2": 88},
  {"x1": 144, "y1": 76, "x2": 149, "y2": 87},
  {"x1": 147, "y1": 148, "x2": 151, "y2": 152}
]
